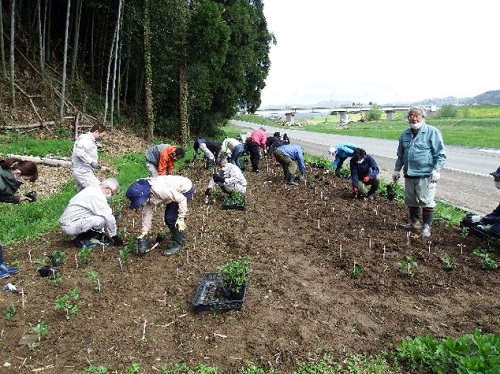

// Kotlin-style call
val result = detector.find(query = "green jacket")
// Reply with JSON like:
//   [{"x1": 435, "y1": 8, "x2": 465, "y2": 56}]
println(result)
[{"x1": 0, "y1": 167, "x2": 22, "y2": 203}]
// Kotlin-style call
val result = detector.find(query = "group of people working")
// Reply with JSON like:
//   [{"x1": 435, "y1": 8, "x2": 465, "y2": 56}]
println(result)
[{"x1": 1, "y1": 107, "x2": 498, "y2": 279}]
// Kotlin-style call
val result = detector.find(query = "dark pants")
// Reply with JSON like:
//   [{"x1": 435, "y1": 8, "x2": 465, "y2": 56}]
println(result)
[
  {"x1": 164, "y1": 186, "x2": 194, "y2": 229},
  {"x1": 335, "y1": 156, "x2": 348, "y2": 175},
  {"x1": 245, "y1": 140, "x2": 261, "y2": 172},
  {"x1": 231, "y1": 144, "x2": 246, "y2": 169}
]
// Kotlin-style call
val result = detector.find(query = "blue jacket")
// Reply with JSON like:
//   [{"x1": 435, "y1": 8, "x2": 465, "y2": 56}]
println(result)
[
  {"x1": 332, "y1": 143, "x2": 356, "y2": 168},
  {"x1": 484, "y1": 203, "x2": 500, "y2": 225},
  {"x1": 276, "y1": 144, "x2": 306, "y2": 176},
  {"x1": 395, "y1": 123, "x2": 446, "y2": 176},
  {"x1": 350, "y1": 154, "x2": 379, "y2": 188}
]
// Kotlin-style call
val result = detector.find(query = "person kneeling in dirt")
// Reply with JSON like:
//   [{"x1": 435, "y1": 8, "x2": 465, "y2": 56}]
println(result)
[
  {"x1": 461, "y1": 166, "x2": 500, "y2": 240},
  {"x1": 126, "y1": 175, "x2": 193, "y2": 256},
  {"x1": 350, "y1": 148, "x2": 380, "y2": 200},
  {"x1": 204, "y1": 157, "x2": 247, "y2": 204},
  {"x1": 273, "y1": 144, "x2": 306, "y2": 186},
  {"x1": 59, "y1": 178, "x2": 123, "y2": 248}
]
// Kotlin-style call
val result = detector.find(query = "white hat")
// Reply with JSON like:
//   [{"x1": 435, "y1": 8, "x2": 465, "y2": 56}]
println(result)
[{"x1": 328, "y1": 146, "x2": 336, "y2": 155}]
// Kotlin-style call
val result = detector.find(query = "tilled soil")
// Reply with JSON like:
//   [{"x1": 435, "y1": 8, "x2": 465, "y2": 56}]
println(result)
[{"x1": 1, "y1": 146, "x2": 499, "y2": 373}]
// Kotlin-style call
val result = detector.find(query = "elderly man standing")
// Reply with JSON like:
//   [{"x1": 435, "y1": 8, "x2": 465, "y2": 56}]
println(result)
[
  {"x1": 126, "y1": 175, "x2": 194, "y2": 256},
  {"x1": 273, "y1": 143, "x2": 306, "y2": 186},
  {"x1": 393, "y1": 106, "x2": 446, "y2": 238},
  {"x1": 245, "y1": 127, "x2": 267, "y2": 173},
  {"x1": 204, "y1": 157, "x2": 247, "y2": 203},
  {"x1": 59, "y1": 178, "x2": 123, "y2": 247},
  {"x1": 71, "y1": 124, "x2": 107, "y2": 192}
]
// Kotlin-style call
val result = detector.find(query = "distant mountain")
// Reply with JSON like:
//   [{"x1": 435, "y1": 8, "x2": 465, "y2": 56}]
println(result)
[{"x1": 261, "y1": 90, "x2": 500, "y2": 110}]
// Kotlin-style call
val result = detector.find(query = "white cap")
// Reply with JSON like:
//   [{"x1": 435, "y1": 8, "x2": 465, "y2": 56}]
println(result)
[{"x1": 328, "y1": 146, "x2": 336, "y2": 154}]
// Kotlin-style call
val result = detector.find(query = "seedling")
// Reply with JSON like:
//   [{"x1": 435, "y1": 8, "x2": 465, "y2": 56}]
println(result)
[
  {"x1": 48, "y1": 270, "x2": 62, "y2": 286},
  {"x1": 218, "y1": 255, "x2": 250, "y2": 294},
  {"x1": 473, "y1": 248, "x2": 498, "y2": 270},
  {"x1": 49, "y1": 250, "x2": 66, "y2": 267},
  {"x1": 349, "y1": 261, "x2": 363, "y2": 278},
  {"x1": 31, "y1": 320, "x2": 48, "y2": 342},
  {"x1": 441, "y1": 253, "x2": 455, "y2": 271},
  {"x1": 223, "y1": 190, "x2": 247, "y2": 209},
  {"x1": 5, "y1": 305, "x2": 16, "y2": 320},
  {"x1": 119, "y1": 244, "x2": 132, "y2": 266},
  {"x1": 398, "y1": 255, "x2": 417, "y2": 277},
  {"x1": 55, "y1": 287, "x2": 82, "y2": 320},
  {"x1": 89, "y1": 270, "x2": 102, "y2": 292},
  {"x1": 78, "y1": 245, "x2": 93, "y2": 265}
]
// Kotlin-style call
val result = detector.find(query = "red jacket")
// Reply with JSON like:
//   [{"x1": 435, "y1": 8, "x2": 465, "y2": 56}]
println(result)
[{"x1": 158, "y1": 145, "x2": 178, "y2": 175}]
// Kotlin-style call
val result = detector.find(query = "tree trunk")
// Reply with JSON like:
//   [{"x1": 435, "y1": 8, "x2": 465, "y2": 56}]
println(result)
[
  {"x1": 109, "y1": 0, "x2": 124, "y2": 132},
  {"x1": 179, "y1": 60, "x2": 188, "y2": 146},
  {"x1": 143, "y1": 0, "x2": 154, "y2": 143},
  {"x1": 60, "y1": 0, "x2": 71, "y2": 120},
  {"x1": 70, "y1": 0, "x2": 82, "y2": 81},
  {"x1": 37, "y1": 0, "x2": 45, "y2": 76},
  {"x1": 0, "y1": 3, "x2": 7, "y2": 78},
  {"x1": 10, "y1": 0, "x2": 16, "y2": 108}
]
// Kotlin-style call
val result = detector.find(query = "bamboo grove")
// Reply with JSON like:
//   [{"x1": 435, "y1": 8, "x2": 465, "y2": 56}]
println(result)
[{"x1": 0, "y1": 0, "x2": 274, "y2": 144}]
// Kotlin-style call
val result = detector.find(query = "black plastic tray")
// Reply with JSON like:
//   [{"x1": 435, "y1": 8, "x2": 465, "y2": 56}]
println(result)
[
  {"x1": 222, "y1": 203, "x2": 246, "y2": 211},
  {"x1": 192, "y1": 272, "x2": 247, "y2": 312}
]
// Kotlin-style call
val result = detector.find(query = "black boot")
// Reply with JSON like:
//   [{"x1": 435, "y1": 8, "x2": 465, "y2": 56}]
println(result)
[
  {"x1": 0, "y1": 243, "x2": 19, "y2": 277},
  {"x1": 162, "y1": 228, "x2": 186, "y2": 256}
]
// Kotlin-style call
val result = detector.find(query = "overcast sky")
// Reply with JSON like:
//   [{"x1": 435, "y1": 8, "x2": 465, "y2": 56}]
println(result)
[{"x1": 260, "y1": 0, "x2": 499, "y2": 108}]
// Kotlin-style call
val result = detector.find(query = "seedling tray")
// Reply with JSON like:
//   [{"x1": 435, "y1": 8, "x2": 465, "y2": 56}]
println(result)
[
  {"x1": 192, "y1": 272, "x2": 247, "y2": 312},
  {"x1": 222, "y1": 203, "x2": 246, "y2": 211}
]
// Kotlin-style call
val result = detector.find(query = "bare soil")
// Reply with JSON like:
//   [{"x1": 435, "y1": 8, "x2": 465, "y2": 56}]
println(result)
[{"x1": 1, "y1": 134, "x2": 499, "y2": 373}]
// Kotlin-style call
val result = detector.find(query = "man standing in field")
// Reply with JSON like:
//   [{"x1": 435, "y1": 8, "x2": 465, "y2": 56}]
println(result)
[
  {"x1": 71, "y1": 124, "x2": 107, "y2": 192},
  {"x1": 393, "y1": 106, "x2": 446, "y2": 238}
]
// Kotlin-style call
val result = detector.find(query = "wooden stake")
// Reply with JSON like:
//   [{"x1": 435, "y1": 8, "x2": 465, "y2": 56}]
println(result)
[
  {"x1": 339, "y1": 244, "x2": 342, "y2": 258},
  {"x1": 21, "y1": 288, "x2": 25, "y2": 309},
  {"x1": 28, "y1": 250, "x2": 32, "y2": 263},
  {"x1": 74, "y1": 253, "x2": 79, "y2": 269},
  {"x1": 142, "y1": 319, "x2": 148, "y2": 341},
  {"x1": 383, "y1": 245, "x2": 386, "y2": 260}
]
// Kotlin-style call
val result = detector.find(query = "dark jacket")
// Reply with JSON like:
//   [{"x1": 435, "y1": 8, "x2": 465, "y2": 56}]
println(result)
[
  {"x1": 0, "y1": 167, "x2": 22, "y2": 203},
  {"x1": 350, "y1": 154, "x2": 379, "y2": 188}
]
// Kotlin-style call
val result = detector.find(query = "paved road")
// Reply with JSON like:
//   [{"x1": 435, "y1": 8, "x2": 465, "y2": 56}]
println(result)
[{"x1": 230, "y1": 120, "x2": 500, "y2": 215}]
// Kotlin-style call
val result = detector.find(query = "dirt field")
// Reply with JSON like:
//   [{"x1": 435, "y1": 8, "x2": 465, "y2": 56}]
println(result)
[{"x1": 1, "y1": 136, "x2": 499, "y2": 373}]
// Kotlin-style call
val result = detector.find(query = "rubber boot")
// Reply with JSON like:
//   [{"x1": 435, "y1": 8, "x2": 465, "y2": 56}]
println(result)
[
  {"x1": 162, "y1": 228, "x2": 186, "y2": 256},
  {"x1": 0, "y1": 243, "x2": 19, "y2": 277}
]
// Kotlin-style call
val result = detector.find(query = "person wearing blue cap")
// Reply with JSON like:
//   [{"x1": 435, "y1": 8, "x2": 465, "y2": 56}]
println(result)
[{"x1": 126, "y1": 175, "x2": 194, "y2": 255}]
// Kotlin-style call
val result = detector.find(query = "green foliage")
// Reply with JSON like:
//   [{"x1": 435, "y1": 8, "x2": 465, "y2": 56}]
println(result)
[
  {"x1": 398, "y1": 256, "x2": 417, "y2": 277},
  {"x1": 119, "y1": 244, "x2": 132, "y2": 267},
  {"x1": 160, "y1": 363, "x2": 218, "y2": 374},
  {"x1": 49, "y1": 250, "x2": 66, "y2": 267},
  {"x1": 78, "y1": 246, "x2": 93, "y2": 266},
  {"x1": 396, "y1": 329, "x2": 500, "y2": 373},
  {"x1": 55, "y1": 287, "x2": 82, "y2": 320},
  {"x1": 74, "y1": 364, "x2": 108, "y2": 374},
  {"x1": 88, "y1": 270, "x2": 102, "y2": 292},
  {"x1": 126, "y1": 362, "x2": 140, "y2": 374},
  {"x1": 292, "y1": 353, "x2": 341, "y2": 373},
  {"x1": 434, "y1": 202, "x2": 468, "y2": 226},
  {"x1": 5, "y1": 305, "x2": 16, "y2": 320},
  {"x1": 237, "y1": 362, "x2": 275, "y2": 374},
  {"x1": 223, "y1": 190, "x2": 247, "y2": 208},
  {"x1": 366, "y1": 104, "x2": 383, "y2": 121},
  {"x1": 441, "y1": 253, "x2": 455, "y2": 271},
  {"x1": 349, "y1": 263, "x2": 363, "y2": 278},
  {"x1": 435, "y1": 104, "x2": 459, "y2": 118},
  {"x1": 473, "y1": 248, "x2": 498, "y2": 270},
  {"x1": 31, "y1": 320, "x2": 48, "y2": 340},
  {"x1": 0, "y1": 134, "x2": 73, "y2": 157},
  {"x1": 218, "y1": 255, "x2": 250, "y2": 293}
]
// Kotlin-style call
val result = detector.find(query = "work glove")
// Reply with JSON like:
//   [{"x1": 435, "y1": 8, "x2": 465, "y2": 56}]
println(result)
[
  {"x1": 112, "y1": 235, "x2": 124, "y2": 246},
  {"x1": 213, "y1": 174, "x2": 225, "y2": 183},
  {"x1": 24, "y1": 191, "x2": 37, "y2": 202},
  {"x1": 430, "y1": 170, "x2": 440, "y2": 182},
  {"x1": 352, "y1": 187, "x2": 358, "y2": 198},
  {"x1": 392, "y1": 170, "x2": 400, "y2": 183},
  {"x1": 175, "y1": 217, "x2": 186, "y2": 232},
  {"x1": 362, "y1": 176, "x2": 370, "y2": 183},
  {"x1": 90, "y1": 161, "x2": 102, "y2": 170}
]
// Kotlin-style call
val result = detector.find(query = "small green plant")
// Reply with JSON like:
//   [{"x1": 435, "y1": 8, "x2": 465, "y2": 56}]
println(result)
[
  {"x1": 473, "y1": 248, "x2": 498, "y2": 270},
  {"x1": 55, "y1": 287, "x2": 82, "y2": 319},
  {"x1": 441, "y1": 252, "x2": 455, "y2": 270},
  {"x1": 78, "y1": 245, "x2": 93, "y2": 265},
  {"x1": 89, "y1": 270, "x2": 102, "y2": 292},
  {"x1": 48, "y1": 270, "x2": 62, "y2": 286},
  {"x1": 125, "y1": 362, "x2": 140, "y2": 374},
  {"x1": 218, "y1": 256, "x2": 250, "y2": 293},
  {"x1": 5, "y1": 305, "x2": 16, "y2": 320},
  {"x1": 398, "y1": 255, "x2": 417, "y2": 277},
  {"x1": 31, "y1": 320, "x2": 48, "y2": 340},
  {"x1": 119, "y1": 244, "x2": 132, "y2": 266},
  {"x1": 349, "y1": 262, "x2": 363, "y2": 278},
  {"x1": 223, "y1": 190, "x2": 247, "y2": 208},
  {"x1": 49, "y1": 250, "x2": 66, "y2": 267},
  {"x1": 75, "y1": 364, "x2": 108, "y2": 374},
  {"x1": 460, "y1": 226, "x2": 469, "y2": 238},
  {"x1": 27, "y1": 341, "x2": 39, "y2": 350}
]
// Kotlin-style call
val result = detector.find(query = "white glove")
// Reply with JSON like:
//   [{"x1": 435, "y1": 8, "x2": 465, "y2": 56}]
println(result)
[
  {"x1": 471, "y1": 215, "x2": 483, "y2": 223},
  {"x1": 430, "y1": 170, "x2": 440, "y2": 182},
  {"x1": 392, "y1": 171, "x2": 400, "y2": 183},
  {"x1": 175, "y1": 217, "x2": 186, "y2": 232}
]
